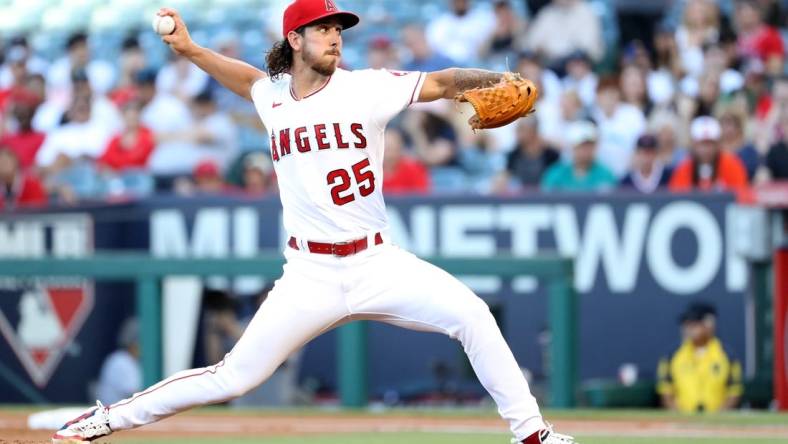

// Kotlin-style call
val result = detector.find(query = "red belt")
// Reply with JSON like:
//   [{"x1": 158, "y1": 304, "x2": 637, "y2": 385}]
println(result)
[{"x1": 288, "y1": 233, "x2": 383, "y2": 257}]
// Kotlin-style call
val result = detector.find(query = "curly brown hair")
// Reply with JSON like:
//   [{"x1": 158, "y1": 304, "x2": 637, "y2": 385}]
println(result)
[{"x1": 265, "y1": 27, "x2": 304, "y2": 80}]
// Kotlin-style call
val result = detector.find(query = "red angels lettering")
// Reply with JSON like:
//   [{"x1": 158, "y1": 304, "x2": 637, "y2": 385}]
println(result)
[
  {"x1": 270, "y1": 132, "x2": 279, "y2": 162},
  {"x1": 333, "y1": 123, "x2": 349, "y2": 149},
  {"x1": 350, "y1": 123, "x2": 367, "y2": 148},
  {"x1": 294, "y1": 126, "x2": 311, "y2": 153},
  {"x1": 325, "y1": 0, "x2": 337, "y2": 12},
  {"x1": 315, "y1": 124, "x2": 330, "y2": 150},
  {"x1": 278, "y1": 128, "x2": 291, "y2": 156}
]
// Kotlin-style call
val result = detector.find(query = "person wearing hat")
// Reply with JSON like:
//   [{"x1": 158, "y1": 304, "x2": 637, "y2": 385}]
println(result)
[
  {"x1": 54, "y1": 1, "x2": 578, "y2": 443},
  {"x1": 669, "y1": 116, "x2": 749, "y2": 191},
  {"x1": 242, "y1": 151, "x2": 277, "y2": 195},
  {"x1": 541, "y1": 120, "x2": 617, "y2": 192},
  {"x1": 656, "y1": 302, "x2": 743, "y2": 413},
  {"x1": 620, "y1": 133, "x2": 672, "y2": 193}
]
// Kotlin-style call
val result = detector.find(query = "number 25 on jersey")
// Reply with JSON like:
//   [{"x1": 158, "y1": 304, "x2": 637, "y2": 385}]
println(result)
[{"x1": 326, "y1": 158, "x2": 375, "y2": 206}]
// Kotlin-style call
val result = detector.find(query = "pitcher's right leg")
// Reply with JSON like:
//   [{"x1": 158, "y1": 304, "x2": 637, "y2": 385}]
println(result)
[{"x1": 82, "y1": 253, "x2": 345, "y2": 435}]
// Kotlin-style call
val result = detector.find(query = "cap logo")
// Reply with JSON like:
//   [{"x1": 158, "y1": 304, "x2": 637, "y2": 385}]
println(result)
[{"x1": 325, "y1": 0, "x2": 337, "y2": 11}]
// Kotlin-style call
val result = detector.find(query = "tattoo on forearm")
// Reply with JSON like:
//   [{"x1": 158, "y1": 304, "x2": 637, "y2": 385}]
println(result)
[{"x1": 453, "y1": 69, "x2": 504, "y2": 92}]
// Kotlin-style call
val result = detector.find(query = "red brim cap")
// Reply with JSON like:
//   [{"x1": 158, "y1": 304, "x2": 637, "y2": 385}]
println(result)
[{"x1": 282, "y1": 0, "x2": 360, "y2": 38}]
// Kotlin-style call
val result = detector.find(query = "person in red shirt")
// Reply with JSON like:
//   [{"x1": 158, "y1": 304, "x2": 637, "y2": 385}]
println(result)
[
  {"x1": 735, "y1": 0, "x2": 784, "y2": 76},
  {"x1": 0, "y1": 89, "x2": 46, "y2": 170},
  {"x1": 382, "y1": 127, "x2": 430, "y2": 194},
  {"x1": 669, "y1": 116, "x2": 749, "y2": 192},
  {"x1": 98, "y1": 100, "x2": 155, "y2": 171},
  {"x1": 0, "y1": 146, "x2": 47, "y2": 210}
]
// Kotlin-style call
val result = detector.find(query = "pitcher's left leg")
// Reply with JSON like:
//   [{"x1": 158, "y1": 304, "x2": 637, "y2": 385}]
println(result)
[{"x1": 348, "y1": 246, "x2": 546, "y2": 441}]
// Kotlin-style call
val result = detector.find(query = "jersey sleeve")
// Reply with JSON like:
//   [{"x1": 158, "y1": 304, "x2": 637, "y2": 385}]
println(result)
[
  {"x1": 249, "y1": 77, "x2": 274, "y2": 126},
  {"x1": 360, "y1": 69, "x2": 426, "y2": 128}
]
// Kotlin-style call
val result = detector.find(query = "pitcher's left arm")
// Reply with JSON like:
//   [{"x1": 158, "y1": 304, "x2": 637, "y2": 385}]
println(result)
[{"x1": 417, "y1": 68, "x2": 504, "y2": 102}]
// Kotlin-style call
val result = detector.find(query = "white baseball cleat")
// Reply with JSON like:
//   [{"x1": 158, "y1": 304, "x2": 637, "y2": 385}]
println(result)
[
  {"x1": 51, "y1": 401, "x2": 113, "y2": 443},
  {"x1": 513, "y1": 422, "x2": 579, "y2": 444}
]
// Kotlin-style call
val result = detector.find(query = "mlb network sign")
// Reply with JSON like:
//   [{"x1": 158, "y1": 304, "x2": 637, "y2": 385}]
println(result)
[
  {"x1": 0, "y1": 214, "x2": 94, "y2": 387},
  {"x1": 149, "y1": 195, "x2": 745, "y2": 295}
]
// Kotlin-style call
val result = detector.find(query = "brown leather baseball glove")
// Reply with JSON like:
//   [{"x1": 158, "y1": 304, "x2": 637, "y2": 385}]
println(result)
[{"x1": 455, "y1": 73, "x2": 539, "y2": 130}]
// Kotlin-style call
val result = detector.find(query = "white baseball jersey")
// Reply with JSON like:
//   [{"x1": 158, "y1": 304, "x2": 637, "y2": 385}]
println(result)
[{"x1": 250, "y1": 68, "x2": 426, "y2": 241}]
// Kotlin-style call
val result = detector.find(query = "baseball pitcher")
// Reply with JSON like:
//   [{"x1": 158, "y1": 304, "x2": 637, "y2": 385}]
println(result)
[{"x1": 53, "y1": 1, "x2": 570, "y2": 443}]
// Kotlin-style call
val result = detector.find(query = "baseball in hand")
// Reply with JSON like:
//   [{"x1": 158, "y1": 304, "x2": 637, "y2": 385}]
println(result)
[{"x1": 152, "y1": 14, "x2": 176, "y2": 35}]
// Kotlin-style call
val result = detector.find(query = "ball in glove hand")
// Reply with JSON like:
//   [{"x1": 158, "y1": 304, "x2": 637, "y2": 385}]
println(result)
[{"x1": 152, "y1": 14, "x2": 176, "y2": 35}]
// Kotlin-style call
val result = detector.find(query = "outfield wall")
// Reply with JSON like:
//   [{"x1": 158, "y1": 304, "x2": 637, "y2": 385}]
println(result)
[{"x1": 0, "y1": 193, "x2": 748, "y2": 403}]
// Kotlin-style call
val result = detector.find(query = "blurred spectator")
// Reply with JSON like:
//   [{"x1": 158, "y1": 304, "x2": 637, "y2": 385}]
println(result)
[
  {"x1": 175, "y1": 159, "x2": 227, "y2": 197},
  {"x1": 202, "y1": 289, "x2": 243, "y2": 366},
  {"x1": 0, "y1": 90, "x2": 45, "y2": 169},
  {"x1": 0, "y1": 36, "x2": 47, "y2": 90},
  {"x1": 494, "y1": 117, "x2": 559, "y2": 192},
  {"x1": 523, "y1": 0, "x2": 605, "y2": 66},
  {"x1": 675, "y1": 0, "x2": 721, "y2": 79},
  {"x1": 734, "y1": 0, "x2": 784, "y2": 76},
  {"x1": 653, "y1": 23, "x2": 683, "y2": 79},
  {"x1": 541, "y1": 121, "x2": 617, "y2": 192},
  {"x1": 765, "y1": 138, "x2": 788, "y2": 180},
  {"x1": 133, "y1": 69, "x2": 192, "y2": 177},
  {"x1": 96, "y1": 318, "x2": 141, "y2": 406},
  {"x1": 678, "y1": 70, "x2": 723, "y2": 121},
  {"x1": 620, "y1": 134, "x2": 673, "y2": 193},
  {"x1": 109, "y1": 36, "x2": 146, "y2": 107},
  {"x1": 34, "y1": 69, "x2": 122, "y2": 134},
  {"x1": 241, "y1": 152, "x2": 277, "y2": 196},
  {"x1": 516, "y1": 50, "x2": 562, "y2": 106},
  {"x1": 98, "y1": 100, "x2": 155, "y2": 172},
  {"x1": 649, "y1": 109, "x2": 689, "y2": 167},
  {"x1": 657, "y1": 302, "x2": 742, "y2": 413},
  {"x1": 156, "y1": 55, "x2": 210, "y2": 102},
  {"x1": 718, "y1": 108, "x2": 759, "y2": 180},
  {"x1": 561, "y1": 50, "x2": 597, "y2": 108},
  {"x1": 592, "y1": 76, "x2": 647, "y2": 178},
  {"x1": 479, "y1": 1, "x2": 525, "y2": 59},
  {"x1": 669, "y1": 116, "x2": 749, "y2": 191},
  {"x1": 35, "y1": 92, "x2": 112, "y2": 173},
  {"x1": 367, "y1": 36, "x2": 399, "y2": 70},
  {"x1": 425, "y1": 0, "x2": 496, "y2": 65},
  {"x1": 540, "y1": 89, "x2": 586, "y2": 149},
  {"x1": 150, "y1": 90, "x2": 238, "y2": 176},
  {"x1": 620, "y1": 64, "x2": 652, "y2": 116},
  {"x1": 0, "y1": 146, "x2": 46, "y2": 210},
  {"x1": 46, "y1": 32, "x2": 116, "y2": 105},
  {"x1": 401, "y1": 24, "x2": 455, "y2": 73},
  {"x1": 382, "y1": 127, "x2": 430, "y2": 194},
  {"x1": 401, "y1": 110, "x2": 460, "y2": 168},
  {"x1": 700, "y1": 43, "x2": 745, "y2": 96}
]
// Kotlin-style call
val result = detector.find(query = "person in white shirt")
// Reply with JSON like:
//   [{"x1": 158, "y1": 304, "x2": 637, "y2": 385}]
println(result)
[
  {"x1": 46, "y1": 32, "x2": 116, "y2": 108},
  {"x1": 54, "y1": 2, "x2": 577, "y2": 444},
  {"x1": 523, "y1": 0, "x2": 605, "y2": 66},
  {"x1": 96, "y1": 319, "x2": 142, "y2": 406},
  {"x1": 592, "y1": 76, "x2": 646, "y2": 178},
  {"x1": 425, "y1": 0, "x2": 496, "y2": 65}
]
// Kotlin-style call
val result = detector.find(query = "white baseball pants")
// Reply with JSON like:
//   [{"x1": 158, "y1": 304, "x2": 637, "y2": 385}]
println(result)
[{"x1": 107, "y1": 242, "x2": 546, "y2": 441}]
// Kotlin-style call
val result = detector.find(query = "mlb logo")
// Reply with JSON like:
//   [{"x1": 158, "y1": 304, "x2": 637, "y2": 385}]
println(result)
[
  {"x1": 0, "y1": 214, "x2": 94, "y2": 388},
  {"x1": 0, "y1": 283, "x2": 93, "y2": 387}
]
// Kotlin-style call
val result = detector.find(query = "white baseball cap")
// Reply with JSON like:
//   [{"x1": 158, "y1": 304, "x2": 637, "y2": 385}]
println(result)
[
  {"x1": 690, "y1": 116, "x2": 721, "y2": 142},
  {"x1": 567, "y1": 121, "x2": 598, "y2": 147}
]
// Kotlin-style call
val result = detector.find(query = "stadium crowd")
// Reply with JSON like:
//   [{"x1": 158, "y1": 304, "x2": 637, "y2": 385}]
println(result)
[{"x1": 1, "y1": 0, "x2": 787, "y2": 210}]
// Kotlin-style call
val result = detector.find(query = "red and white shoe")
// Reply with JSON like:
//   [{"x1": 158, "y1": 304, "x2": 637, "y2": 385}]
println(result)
[
  {"x1": 517, "y1": 423, "x2": 578, "y2": 444},
  {"x1": 51, "y1": 401, "x2": 113, "y2": 443}
]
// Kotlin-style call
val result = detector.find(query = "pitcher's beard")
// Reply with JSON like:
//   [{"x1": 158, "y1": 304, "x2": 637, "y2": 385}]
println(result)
[{"x1": 302, "y1": 51, "x2": 338, "y2": 76}]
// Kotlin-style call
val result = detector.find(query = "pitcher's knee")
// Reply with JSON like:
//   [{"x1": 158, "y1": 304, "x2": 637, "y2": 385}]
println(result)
[{"x1": 216, "y1": 361, "x2": 271, "y2": 399}]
